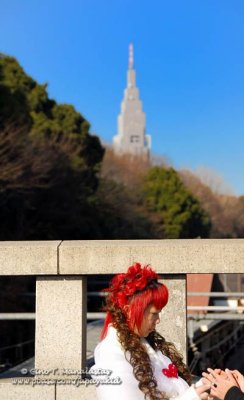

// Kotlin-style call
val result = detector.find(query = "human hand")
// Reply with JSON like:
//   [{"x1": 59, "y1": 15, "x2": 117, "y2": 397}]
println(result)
[
  {"x1": 207, "y1": 368, "x2": 228, "y2": 379},
  {"x1": 230, "y1": 369, "x2": 244, "y2": 392},
  {"x1": 202, "y1": 368, "x2": 238, "y2": 400},
  {"x1": 194, "y1": 382, "x2": 212, "y2": 400}
]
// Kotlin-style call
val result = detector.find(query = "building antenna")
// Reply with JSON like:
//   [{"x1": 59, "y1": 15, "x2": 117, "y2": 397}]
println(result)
[{"x1": 129, "y1": 43, "x2": 134, "y2": 69}]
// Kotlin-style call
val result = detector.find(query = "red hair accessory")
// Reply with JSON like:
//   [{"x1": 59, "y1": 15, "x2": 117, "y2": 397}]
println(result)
[
  {"x1": 101, "y1": 262, "x2": 169, "y2": 340},
  {"x1": 104, "y1": 263, "x2": 159, "y2": 308},
  {"x1": 162, "y1": 363, "x2": 178, "y2": 378}
]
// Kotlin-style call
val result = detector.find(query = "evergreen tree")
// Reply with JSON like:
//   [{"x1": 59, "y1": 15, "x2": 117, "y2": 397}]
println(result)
[
  {"x1": 0, "y1": 53, "x2": 104, "y2": 239},
  {"x1": 143, "y1": 166, "x2": 211, "y2": 238}
]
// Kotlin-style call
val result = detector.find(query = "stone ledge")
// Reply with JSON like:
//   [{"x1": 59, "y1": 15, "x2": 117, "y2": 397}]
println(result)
[
  {"x1": 57, "y1": 384, "x2": 96, "y2": 400},
  {"x1": 0, "y1": 241, "x2": 61, "y2": 275},
  {"x1": 0, "y1": 379, "x2": 55, "y2": 400},
  {"x1": 59, "y1": 239, "x2": 244, "y2": 274},
  {"x1": 0, "y1": 239, "x2": 243, "y2": 276},
  {"x1": 0, "y1": 378, "x2": 97, "y2": 400}
]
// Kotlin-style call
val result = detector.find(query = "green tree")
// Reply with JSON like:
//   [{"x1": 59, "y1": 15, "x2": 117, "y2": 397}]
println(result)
[
  {"x1": 143, "y1": 166, "x2": 211, "y2": 238},
  {"x1": 0, "y1": 54, "x2": 92, "y2": 143},
  {"x1": 0, "y1": 53, "x2": 105, "y2": 239}
]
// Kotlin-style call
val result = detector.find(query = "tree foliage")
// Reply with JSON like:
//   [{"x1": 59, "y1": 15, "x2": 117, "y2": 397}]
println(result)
[
  {"x1": 0, "y1": 54, "x2": 91, "y2": 142},
  {"x1": 99, "y1": 150, "x2": 211, "y2": 239},
  {"x1": 95, "y1": 148, "x2": 157, "y2": 239},
  {"x1": 0, "y1": 53, "x2": 104, "y2": 239},
  {"x1": 143, "y1": 166, "x2": 211, "y2": 238},
  {"x1": 180, "y1": 169, "x2": 244, "y2": 238},
  {"x1": 2, "y1": 52, "x2": 241, "y2": 240}
]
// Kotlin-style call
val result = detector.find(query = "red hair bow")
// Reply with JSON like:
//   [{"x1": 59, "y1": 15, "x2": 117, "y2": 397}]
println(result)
[{"x1": 162, "y1": 363, "x2": 178, "y2": 378}]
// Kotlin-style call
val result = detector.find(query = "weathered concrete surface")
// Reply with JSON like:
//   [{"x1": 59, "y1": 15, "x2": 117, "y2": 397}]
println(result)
[
  {"x1": 35, "y1": 277, "x2": 87, "y2": 378},
  {"x1": 0, "y1": 239, "x2": 243, "y2": 275},
  {"x1": 0, "y1": 380, "x2": 55, "y2": 400},
  {"x1": 59, "y1": 239, "x2": 244, "y2": 274},
  {"x1": 0, "y1": 241, "x2": 61, "y2": 275},
  {"x1": 0, "y1": 380, "x2": 95, "y2": 400},
  {"x1": 159, "y1": 276, "x2": 186, "y2": 360},
  {"x1": 57, "y1": 384, "x2": 97, "y2": 400}
]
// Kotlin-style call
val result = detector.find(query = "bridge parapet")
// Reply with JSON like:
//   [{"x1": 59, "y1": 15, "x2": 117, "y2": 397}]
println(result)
[{"x1": 0, "y1": 239, "x2": 243, "y2": 400}]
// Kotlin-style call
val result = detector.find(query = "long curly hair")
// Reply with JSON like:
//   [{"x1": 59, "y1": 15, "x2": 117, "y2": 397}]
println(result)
[{"x1": 101, "y1": 263, "x2": 192, "y2": 400}]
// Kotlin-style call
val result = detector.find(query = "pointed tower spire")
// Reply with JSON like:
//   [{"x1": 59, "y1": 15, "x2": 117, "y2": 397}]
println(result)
[
  {"x1": 129, "y1": 42, "x2": 134, "y2": 69},
  {"x1": 127, "y1": 43, "x2": 135, "y2": 88},
  {"x1": 113, "y1": 44, "x2": 151, "y2": 159}
]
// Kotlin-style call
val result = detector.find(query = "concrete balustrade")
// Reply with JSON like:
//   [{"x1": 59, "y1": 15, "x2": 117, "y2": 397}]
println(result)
[
  {"x1": 0, "y1": 241, "x2": 61, "y2": 275},
  {"x1": 161, "y1": 276, "x2": 186, "y2": 355},
  {"x1": 0, "y1": 239, "x2": 243, "y2": 276},
  {"x1": 0, "y1": 239, "x2": 244, "y2": 400},
  {"x1": 59, "y1": 239, "x2": 244, "y2": 274},
  {"x1": 35, "y1": 277, "x2": 87, "y2": 378}
]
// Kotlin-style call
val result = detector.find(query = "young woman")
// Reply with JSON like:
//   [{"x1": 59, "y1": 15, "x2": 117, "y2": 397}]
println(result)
[{"x1": 90, "y1": 262, "x2": 210, "y2": 399}]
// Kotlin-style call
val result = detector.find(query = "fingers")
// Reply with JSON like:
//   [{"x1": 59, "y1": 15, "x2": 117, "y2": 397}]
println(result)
[
  {"x1": 207, "y1": 368, "x2": 217, "y2": 378},
  {"x1": 195, "y1": 382, "x2": 211, "y2": 395},
  {"x1": 231, "y1": 369, "x2": 243, "y2": 379},
  {"x1": 202, "y1": 375, "x2": 214, "y2": 392},
  {"x1": 202, "y1": 368, "x2": 226, "y2": 392},
  {"x1": 225, "y1": 369, "x2": 238, "y2": 385},
  {"x1": 202, "y1": 370, "x2": 216, "y2": 385},
  {"x1": 231, "y1": 370, "x2": 240, "y2": 374},
  {"x1": 199, "y1": 392, "x2": 209, "y2": 400},
  {"x1": 203, "y1": 368, "x2": 230, "y2": 384},
  {"x1": 230, "y1": 370, "x2": 244, "y2": 392},
  {"x1": 208, "y1": 368, "x2": 228, "y2": 379},
  {"x1": 214, "y1": 369, "x2": 222, "y2": 375},
  {"x1": 219, "y1": 370, "x2": 228, "y2": 378},
  {"x1": 202, "y1": 367, "x2": 240, "y2": 400}
]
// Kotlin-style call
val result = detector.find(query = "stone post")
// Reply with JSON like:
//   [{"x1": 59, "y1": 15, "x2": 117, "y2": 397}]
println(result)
[
  {"x1": 35, "y1": 276, "x2": 87, "y2": 378},
  {"x1": 159, "y1": 275, "x2": 187, "y2": 360}
]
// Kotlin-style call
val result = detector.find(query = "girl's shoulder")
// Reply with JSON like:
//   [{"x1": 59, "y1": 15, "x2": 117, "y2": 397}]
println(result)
[{"x1": 94, "y1": 326, "x2": 124, "y2": 359}]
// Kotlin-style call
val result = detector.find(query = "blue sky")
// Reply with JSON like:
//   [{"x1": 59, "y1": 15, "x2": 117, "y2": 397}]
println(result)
[{"x1": 1, "y1": 0, "x2": 244, "y2": 195}]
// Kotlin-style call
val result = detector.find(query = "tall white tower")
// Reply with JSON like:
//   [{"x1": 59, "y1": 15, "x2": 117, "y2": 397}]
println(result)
[{"x1": 113, "y1": 44, "x2": 151, "y2": 158}]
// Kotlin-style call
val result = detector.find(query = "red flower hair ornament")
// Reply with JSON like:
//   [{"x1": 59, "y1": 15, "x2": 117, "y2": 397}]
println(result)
[
  {"x1": 104, "y1": 263, "x2": 161, "y2": 309},
  {"x1": 100, "y1": 262, "x2": 169, "y2": 340}
]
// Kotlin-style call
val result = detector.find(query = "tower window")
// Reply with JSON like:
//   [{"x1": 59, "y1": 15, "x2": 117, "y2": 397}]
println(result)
[{"x1": 130, "y1": 135, "x2": 140, "y2": 143}]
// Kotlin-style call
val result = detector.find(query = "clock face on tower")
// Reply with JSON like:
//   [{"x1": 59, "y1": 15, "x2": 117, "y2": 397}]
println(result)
[{"x1": 129, "y1": 94, "x2": 134, "y2": 100}]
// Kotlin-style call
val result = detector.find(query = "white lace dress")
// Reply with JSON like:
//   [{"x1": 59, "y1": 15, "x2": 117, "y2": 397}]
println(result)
[{"x1": 90, "y1": 325, "x2": 201, "y2": 400}]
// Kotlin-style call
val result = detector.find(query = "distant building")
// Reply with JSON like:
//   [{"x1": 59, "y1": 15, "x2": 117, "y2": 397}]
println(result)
[
  {"x1": 187, "y1": 274, "x2": 213, "y2": 315},
  {"x1": 113, "y1": 43, "x2": 151, "y2": 159}
]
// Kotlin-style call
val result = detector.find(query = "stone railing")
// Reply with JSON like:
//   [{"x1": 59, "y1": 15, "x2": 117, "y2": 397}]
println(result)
[{"x1": 0, "y1": 239, "x2": 244, "y2": 400}]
